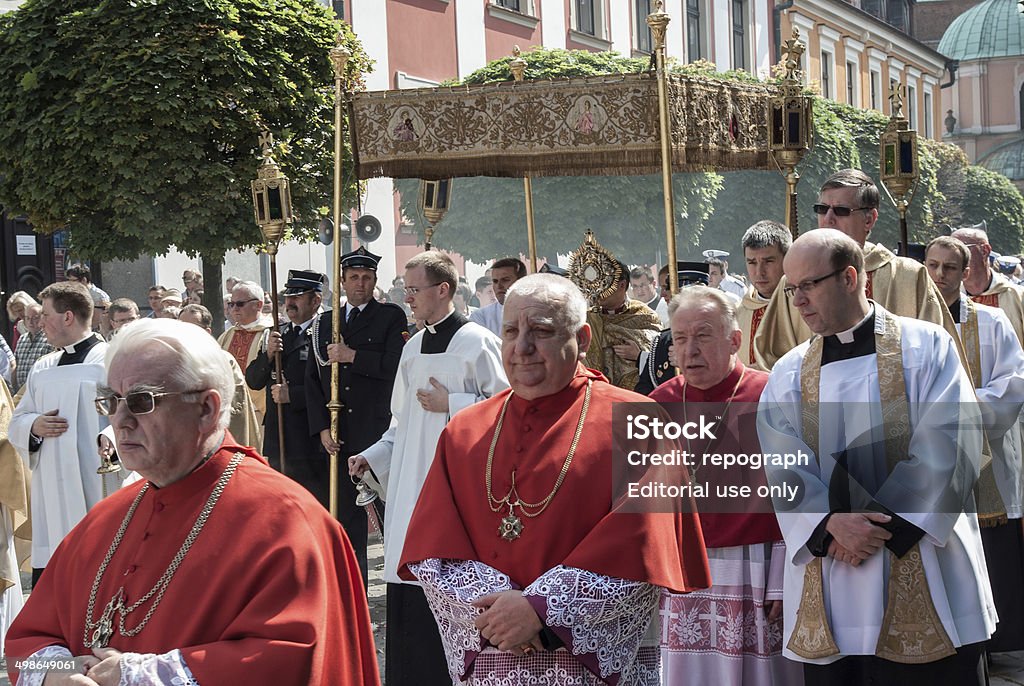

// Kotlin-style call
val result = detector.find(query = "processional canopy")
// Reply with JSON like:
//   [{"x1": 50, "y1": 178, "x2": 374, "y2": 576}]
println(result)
[{"x1": 350, "y1": 71, "x2": 780, "y2": 180}]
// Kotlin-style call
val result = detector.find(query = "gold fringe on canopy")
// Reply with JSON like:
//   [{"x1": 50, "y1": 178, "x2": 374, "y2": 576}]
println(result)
[{"x1": 351, "y1": 72, "x2": 776, "y2": 180}]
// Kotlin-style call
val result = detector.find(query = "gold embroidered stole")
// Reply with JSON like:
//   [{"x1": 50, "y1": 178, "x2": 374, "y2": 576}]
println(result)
[
  {"x1": 961, "y1": 300, "x2": 1007, "y2": 527},
  {"x1": 791, "y1": 309, "x2": 956, "y2": 663}
]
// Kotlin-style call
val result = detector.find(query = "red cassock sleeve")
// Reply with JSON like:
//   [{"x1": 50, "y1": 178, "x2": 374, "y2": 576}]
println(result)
[
  {"x1": 399, "y1": 370, "x2": 710, "y2": 593},
  {"x1": 6, "y1": 440, "x2": 380, "y2": 686}
]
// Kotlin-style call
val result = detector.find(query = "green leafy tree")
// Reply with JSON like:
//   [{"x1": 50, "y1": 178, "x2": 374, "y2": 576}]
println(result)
[
  {"x1": 398, "y1": 47, "x2": 725, "y2": 264},
  {"x1": 958, "y1": 166, "x2": 1024, "y2": 252},
  {"x1": 0, "y1": 0, "x2": 370, "y2": 328}
]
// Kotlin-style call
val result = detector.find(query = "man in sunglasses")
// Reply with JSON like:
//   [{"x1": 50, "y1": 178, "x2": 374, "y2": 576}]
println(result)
[
  {"x1": 6, "y1": 318, "x2": 380, "y2": 686},
  {"x1": 753, "y1": 168, "x2": 960, "y2": 370},
  {"x1": 217, "y1": 280, "x2": 273, "y2": 441},
  {"x1": 8, "y1": 282, "x2": 127, "y2": 588},
  {"x1": 759, "y1": 230, "x2": 993, "y2": 685}
]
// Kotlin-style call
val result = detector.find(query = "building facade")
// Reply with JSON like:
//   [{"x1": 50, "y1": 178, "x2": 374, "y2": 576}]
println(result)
[
  {"x1": 777, "y1": 0, "x2": 950, "y2": 142},
  {"x1": 937, "y1": 0, "x2": 1024, "y2": 191}
]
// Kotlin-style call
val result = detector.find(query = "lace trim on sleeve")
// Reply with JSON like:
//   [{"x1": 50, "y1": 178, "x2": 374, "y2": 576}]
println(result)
[
  {"x1": 523, "y1": 565, "x2": 659, "y2": 683},
  {"x1": 408, "y1": 558, "x2": 513, "y2": 683},
  {"x1": 119, "y1": 649, "x2": 198, "y2": 686},
  {"x1": 15, "y1": 645, "x2": 73, "y2": 686}
]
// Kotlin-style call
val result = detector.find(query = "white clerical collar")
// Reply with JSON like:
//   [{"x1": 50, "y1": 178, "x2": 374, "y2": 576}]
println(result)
[
  {"x1": 425, "y1": 308, "x2": 456, "y2": 334},
  {"x1": 62, "y1": 333, "x2": 97, "y2": 354},
  {"x1": 835, "y1": 305, "x2": 874, "y2": 344}
]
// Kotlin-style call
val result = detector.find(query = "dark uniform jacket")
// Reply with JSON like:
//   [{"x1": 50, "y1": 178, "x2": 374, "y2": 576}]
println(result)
[
  {"x1": 305, "y1": 300, "x2": 408, "y2": 456},
  {"x1": 245, "y1": 322, "x2": 317, "y2": 469},
  {"x1": 635, "y1": 328, "x2": 676, "y2": 396}
]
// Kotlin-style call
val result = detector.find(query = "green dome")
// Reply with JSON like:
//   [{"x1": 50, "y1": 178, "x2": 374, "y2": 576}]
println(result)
[
  {"x1": 938, "y1": 0, "x2": 1024, "y2": 61},
  {"x1": 978, "y1": 137, "x2": 1024, "y2": 180}
]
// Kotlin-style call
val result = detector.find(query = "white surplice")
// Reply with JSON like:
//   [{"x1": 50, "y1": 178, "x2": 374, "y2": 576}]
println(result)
[
  {"x1": 757, "y1": 309, "x2": 996, "y2": 664},
  {"x1": 8, "y1": 344, "x2": 122, "y2": 567},
  {"x1": 362, "y1": 322, "x2": 507, "y2": 583},
  {"x1": 956, "y1": 300, "x2": 1024, "y2": 517}
]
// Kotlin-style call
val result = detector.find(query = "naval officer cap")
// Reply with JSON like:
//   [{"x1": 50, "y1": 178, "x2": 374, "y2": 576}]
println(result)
[
  {"x1": 702, "y1": 249, "x2": 730, "y2": 260},
  {"x1": 341, "y1": 246, "x2": 382, "y2": 272},
  {"x1": 283, "y1": 269, "x2": 327, "y2": 296}
]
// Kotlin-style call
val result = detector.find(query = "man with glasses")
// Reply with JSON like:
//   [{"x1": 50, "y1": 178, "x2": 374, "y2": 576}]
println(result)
[
  {"x1": 759, "y1": 230, "x2": 993, "y2": 685},
  {"x1": 9, "y1": 282, "x2": 126, "y2": 587},
  {"x1": 306, "y1": 249, "x2": 407, "y2": 586},
  {"x1": 218, "y1": 281, "x2": 272, "y2": 438},
  {"x1": 6, "y1": 318, "x2": 380, "y2": 686},
  {"x1": 144, "y1": 285, "x2": 166, "y2": 318},
  {"x1": 349, "y1": 251, "x2": 507, "y2": 686},
  {"x1": 107, "y1": 298, "x2": 140, "y2": 336},
  {"x1": 754, "y1": 168, "x2": 958, "y2": 369}
]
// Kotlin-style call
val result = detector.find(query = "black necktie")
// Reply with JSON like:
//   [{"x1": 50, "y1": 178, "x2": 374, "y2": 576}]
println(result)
[
  {"x1": 347, "y1": 307, "x2": 360, "y2": 325},
  {"x1": 284, "y1": 324, "x2": 299, "y2": 347}
]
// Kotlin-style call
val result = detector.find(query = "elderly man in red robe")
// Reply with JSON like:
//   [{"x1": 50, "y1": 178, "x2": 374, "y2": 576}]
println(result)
[
  {"x1": 399, "y1": 273, "x2": 709, "y2": 685},
  {"x1": 6, "y1": 318, "x2": 378, "y2": 686},
  {"x1": 649, "y1": 286, "x2": 801, "y2": 685}
]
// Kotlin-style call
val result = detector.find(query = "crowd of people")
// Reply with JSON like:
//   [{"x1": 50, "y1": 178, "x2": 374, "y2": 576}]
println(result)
[{"x1": 0, "y1": 166, "x2": 1021, "y2": 685}]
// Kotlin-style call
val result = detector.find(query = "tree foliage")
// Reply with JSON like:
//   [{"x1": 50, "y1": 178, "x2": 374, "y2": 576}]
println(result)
[{"x1": 0, "y1": 0, "x2": 371, "y2": 262}]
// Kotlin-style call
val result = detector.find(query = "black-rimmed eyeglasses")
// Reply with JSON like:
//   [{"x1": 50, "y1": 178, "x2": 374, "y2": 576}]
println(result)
[
  {"x1": 783, "y1": 268, "x2": 846, "y2": 298},
  {"x1": 226, "y1": 298, "x2": 259, "y2": 308}
]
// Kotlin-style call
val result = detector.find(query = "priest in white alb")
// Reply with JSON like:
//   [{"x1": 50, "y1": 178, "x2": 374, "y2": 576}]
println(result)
[
  {"x1": 925, "y1": 235, "x2": 1024, "y2": 654},
  {"x1": 757, "y1": 230, "x2": 995, "y2": 685},
  {"x1": 9, "y1": 281, "x2": 126, "y2": 587}
]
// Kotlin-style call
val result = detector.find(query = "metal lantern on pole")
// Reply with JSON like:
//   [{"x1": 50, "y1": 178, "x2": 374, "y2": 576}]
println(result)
[
  {"x1": 251, "y1": 131, "x2": 293, "y2": 477},
  {"x1": 419, "y1": 178, "x2": 452, "y2": 250},
  {"x1": 879, "y1": 82, "x2": 919, "y2": 257},
  {"x1": 769, "y1": 27, "x2": 813, "y2": 239}
]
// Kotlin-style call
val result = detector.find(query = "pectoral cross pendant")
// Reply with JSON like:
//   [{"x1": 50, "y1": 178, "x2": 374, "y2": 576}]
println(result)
[
  {"x1": 90, "y1": 590, "x2": 123, "y2": 649},
  {"x1": 499, "y1": 504, "x2": 523, "y2": 541}
]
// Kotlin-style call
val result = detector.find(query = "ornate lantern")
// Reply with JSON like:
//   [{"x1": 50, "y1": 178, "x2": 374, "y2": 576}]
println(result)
[
  {"x1": 769, "y1": 27, "x2": 814, "y2": 238},
  {"x1": 879, "y1": 82, "x2": 919, "y2": 256},
  {"x1": 251, "y1": 132, "x2": 294, "y2": 254},
  {"x1": 419, "y1": 178, "x2": 452, "y2": 250},
  {"x1": 250, "y1": 131, "x2": 292, "y2": 475}
]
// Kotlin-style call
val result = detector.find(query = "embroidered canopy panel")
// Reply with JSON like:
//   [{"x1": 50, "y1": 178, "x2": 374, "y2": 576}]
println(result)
[{"x1": 351, "y1": 72, "x2": 776, "y2": 180}]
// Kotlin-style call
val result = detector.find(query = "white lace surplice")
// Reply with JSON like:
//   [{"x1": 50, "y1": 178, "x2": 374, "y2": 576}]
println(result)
[{"x1": 409, "y1": 559, "x2": 660, "y2": 686}]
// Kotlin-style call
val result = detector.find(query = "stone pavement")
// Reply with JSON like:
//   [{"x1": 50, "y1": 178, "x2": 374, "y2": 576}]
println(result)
[{"x1": 4, "y1": 545, "x2": 1024, "y2": 686}]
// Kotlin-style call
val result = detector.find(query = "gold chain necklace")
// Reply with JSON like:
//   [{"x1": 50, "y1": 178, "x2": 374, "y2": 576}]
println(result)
[
  {"x1": 486, "y1": 380, "x2": 592, "y2": 541},
  {"x1": 83, "y1": 452, "x2": 244, "y2": 649},
  {"x1": 681, "y1": 367, "x2": 746, "y2": 481}
]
